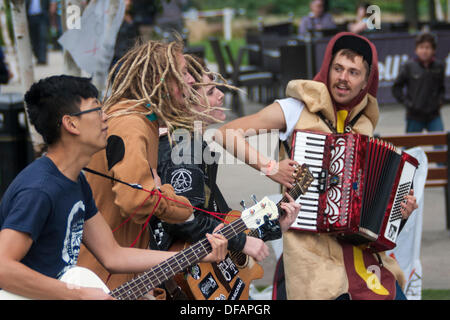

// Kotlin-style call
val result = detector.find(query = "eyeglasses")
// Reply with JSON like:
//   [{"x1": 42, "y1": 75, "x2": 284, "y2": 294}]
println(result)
[{"x1": 69, "y1": 106, "x2": 103, "y2": 117}]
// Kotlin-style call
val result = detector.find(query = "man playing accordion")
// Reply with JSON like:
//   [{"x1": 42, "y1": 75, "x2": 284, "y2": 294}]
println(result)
[{"x1": 214, "y1": 32, "x2": 418, "y2": 300}]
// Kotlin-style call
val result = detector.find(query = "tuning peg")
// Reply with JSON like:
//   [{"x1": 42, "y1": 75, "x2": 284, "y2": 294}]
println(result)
[
  {"x1": 250, "y1": 194, "x2": 258, "y2": 204},
  {"x1": 240, "y1": 200, "x2": 247, "y2": 210}
]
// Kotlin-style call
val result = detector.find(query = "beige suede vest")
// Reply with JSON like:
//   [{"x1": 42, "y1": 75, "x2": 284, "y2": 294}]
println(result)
[{"x1": 281, "y1": 80, "x2": 405, "y2": 300}]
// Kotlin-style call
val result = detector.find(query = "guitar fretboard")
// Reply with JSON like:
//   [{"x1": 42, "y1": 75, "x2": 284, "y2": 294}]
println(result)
[
  {"x1": 276, "y1": 182, "x2": 305, "y2": 214},
  {"x1": 110, "y1": 217, "x2": 247, "y2": 300},
  {"x1": 232, "y1": 174, "x2": 312, "y2": 265},
  {"x1": 110, "y1": 167, "x2": 313, "y2": 300}
]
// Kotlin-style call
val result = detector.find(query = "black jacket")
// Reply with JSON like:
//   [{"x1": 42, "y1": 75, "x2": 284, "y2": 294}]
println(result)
[
  {"x1": 154, "y1": 134, "x2": 244, "y2": 251},
  {"x1": 26, "y1": 0, "x2": 50, "y2": 16},
  {"x1": 153, "y1": 133, "x2": 281, "y2": 252},
  {"x1": 392, "y1": 58, "x2": 445, "y2": 122}
]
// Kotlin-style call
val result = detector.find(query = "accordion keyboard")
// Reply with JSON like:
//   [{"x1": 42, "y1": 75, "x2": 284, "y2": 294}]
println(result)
[
  {"x1": 288, "y1": 130, "x2": 419, "y2": 252},
  {"x1": 291, "y1": 131, "x2": 328, "y2": 231}
]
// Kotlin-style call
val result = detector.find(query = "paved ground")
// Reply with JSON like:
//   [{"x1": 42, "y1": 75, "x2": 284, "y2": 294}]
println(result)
[{"x1": 3, "y1": 50, "x2": 450, "y2": 292}]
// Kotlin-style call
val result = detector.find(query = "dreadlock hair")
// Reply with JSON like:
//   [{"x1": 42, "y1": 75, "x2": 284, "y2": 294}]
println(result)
[
  {"x1": 184, "y1": 54, "x2": 240, "y2": 126},
  {"x1": 103, "y1": 39, "x2": 200, "y2": 134},
  {"x1": 188, "y1": 55, "x2": 214, "y2": 82}
]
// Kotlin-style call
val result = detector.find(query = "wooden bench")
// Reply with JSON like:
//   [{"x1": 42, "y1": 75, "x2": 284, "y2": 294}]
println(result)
[{"x1": 380, "y1": 131, "x2": 450, "y2": 229}]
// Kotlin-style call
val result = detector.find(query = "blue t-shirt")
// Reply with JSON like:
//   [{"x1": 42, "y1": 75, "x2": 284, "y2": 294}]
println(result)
[{"x1": 0, "y1": 156, "x2": 98, "y2": 279}]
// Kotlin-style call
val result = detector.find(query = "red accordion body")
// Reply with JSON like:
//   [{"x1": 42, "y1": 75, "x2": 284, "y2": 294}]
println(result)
[{"x1": 289, "y1": 130, "x2": 419, "y2": 252}]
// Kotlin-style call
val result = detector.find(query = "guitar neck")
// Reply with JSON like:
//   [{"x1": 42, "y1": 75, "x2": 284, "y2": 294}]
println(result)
[
  {"x1": 109, "y1": 177, "x2": 311, "y2": 300},
  {"x1": 275, "y1": 182, "x2": 305, "y2": 216},
  {"x1": 110, "y1": 217, "x2": 248, "y2": 300},
  {"x1": 246, "y1": 183, "x2": 307, "y2": 239}
]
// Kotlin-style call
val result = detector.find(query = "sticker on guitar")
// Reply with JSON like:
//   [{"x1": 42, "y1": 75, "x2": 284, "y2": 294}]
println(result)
[{"x1": 181, "y1": 163, "x2": 314, "y2": 300}]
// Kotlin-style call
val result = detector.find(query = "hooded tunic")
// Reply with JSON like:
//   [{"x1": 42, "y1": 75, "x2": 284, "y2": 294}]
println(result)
[{"x1": 280, "y1": 32, "x2": 405, "y2": 300}]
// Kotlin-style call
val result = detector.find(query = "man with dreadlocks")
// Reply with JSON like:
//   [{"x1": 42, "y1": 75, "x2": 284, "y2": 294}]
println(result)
[
  {"x1": 0, "y1": 75, "x2": 227, "y2": 300},
  {"x1": 153, "y1": 56, "x2": 301, "y2": 298},
  {"x1": 76, "y1": 40, "x2": 212, "y2": 293}
]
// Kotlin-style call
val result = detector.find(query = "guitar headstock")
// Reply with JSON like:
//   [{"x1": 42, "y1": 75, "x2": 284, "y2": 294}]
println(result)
[
  {"x1": 291, "y1": 163, "x2": 314, "y2": 197},
  {"x1": 241, "y1": 196, "x2": 279, "y2": 229},
  {"x1": 240, "y1": 164, "x2": 314, "y2": 229}
]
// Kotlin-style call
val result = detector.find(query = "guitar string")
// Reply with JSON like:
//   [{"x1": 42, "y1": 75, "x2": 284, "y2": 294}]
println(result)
[
  {"x1": 112, "y1": 222, "x2": 245, "y2": 299},
  {"x1": 111, "y1": 217, "x2": 249, "y2": 299},
  {"x1": 113, "y1": 238, "x2": 235, "y2": 298},
  {"x1": 111, "y1": 176, "x2": 313, "y2": 300},
  {"x1": 227, "y1": 179, "x2": 308, "y2": 263},
  {"x1": 109, "y1": 170, "x2": 313, "y2": 299}
]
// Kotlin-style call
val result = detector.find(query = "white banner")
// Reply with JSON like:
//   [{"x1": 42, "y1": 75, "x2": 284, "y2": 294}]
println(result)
[
  {"x1": 58, "y1": 0, "x2": 125, "y2": 75},
  {"x1": 386, "y1": 147, "x2": 428, "y2": 300}
]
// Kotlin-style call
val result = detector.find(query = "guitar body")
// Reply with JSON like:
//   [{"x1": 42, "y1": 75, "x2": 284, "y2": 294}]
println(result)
[
  {"x1": 0, "y1": 266, "x2": 109, "y2": 300},
  {"x1": 174, "y1": 210, "x2": 264, "y2": 300},
  {"x1": 0, "y1": 170, "x2": 313, "y2": 301},
  {"x1": 185, "y1": 251, "x2": 263, "y2": 300}
]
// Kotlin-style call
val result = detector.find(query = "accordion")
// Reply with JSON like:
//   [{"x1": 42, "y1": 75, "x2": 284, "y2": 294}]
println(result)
[{"x1": 289, "y1": 130, "x2": 419, "y2": 252}]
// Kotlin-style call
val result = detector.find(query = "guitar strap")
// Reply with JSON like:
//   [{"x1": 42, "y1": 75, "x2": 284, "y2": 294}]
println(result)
[
  {"x1": 163, "y1": 277, "x2": 189, "y2": 300},
  {"x1": 147, "y1": 221, "x2": 189, "y2": 300},
  {"x1": 205, "y1": 153, "x2": 231, "y2": 214}
]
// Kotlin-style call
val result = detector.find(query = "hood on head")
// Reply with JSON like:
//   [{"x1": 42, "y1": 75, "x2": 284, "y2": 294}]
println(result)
[{"x1": 313, "y1": 32, "x2": 379, "y2": 111}]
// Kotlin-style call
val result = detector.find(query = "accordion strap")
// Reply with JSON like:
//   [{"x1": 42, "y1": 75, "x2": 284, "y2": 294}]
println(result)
[
  {"x1": 317, "y1": 111, "x2": 337, "y2": 133},
  {"x1": 317, "y1": 110, "x2": 364, "y2": 134}
]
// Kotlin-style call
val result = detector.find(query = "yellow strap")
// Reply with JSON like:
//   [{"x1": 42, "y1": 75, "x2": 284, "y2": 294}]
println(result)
[
  {"x1": 336, "y1": 110, "x2": 348, "y2": 134},
  {"x1": 353, "y1": 246, "x2": 390, "y2": 296}
]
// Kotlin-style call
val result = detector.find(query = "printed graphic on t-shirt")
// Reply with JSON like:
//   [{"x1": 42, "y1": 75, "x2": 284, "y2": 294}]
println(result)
[
  {"x1": 58, "y1": 200, "x2": 86, "y2": 277},
  {"x1": 170, "y1": 168, "x2": 193, "y2": 193}
]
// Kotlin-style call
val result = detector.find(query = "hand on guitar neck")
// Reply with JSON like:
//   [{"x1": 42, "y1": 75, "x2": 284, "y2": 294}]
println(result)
[
  {"x1": 241, "y1": 236, "x2": 269, "y2": 262},
  {"x1": 201, "y1": 224, "x2": 228, "y2": 263},
  {"x1": 274, "y1": 163, "x2": 314, "y2": 232},
  {"x1": 239, "y1": 175, "x2": 304, "y2": 262},
  {"x1": 278, "y1": 192, "x2": 301, "y2": 232}
]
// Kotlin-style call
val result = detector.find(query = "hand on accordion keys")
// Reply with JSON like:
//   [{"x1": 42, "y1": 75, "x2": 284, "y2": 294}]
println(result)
[{"x1": 400, "y1": 189, "x2": 418, "y2": 219}]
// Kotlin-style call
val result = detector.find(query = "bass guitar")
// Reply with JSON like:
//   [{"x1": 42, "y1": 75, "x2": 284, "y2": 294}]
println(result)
[
  {"x1": 174, "y1": 163, "x2": 314, "y2": 300},
  {"x1": 0, "y1": 195, "x2": 283, "y2": 300}
]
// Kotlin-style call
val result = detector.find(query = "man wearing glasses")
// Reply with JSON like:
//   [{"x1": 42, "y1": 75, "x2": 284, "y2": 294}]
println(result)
[{"x1": 0, "y1": 75, "x2": 227, "y2": 300}]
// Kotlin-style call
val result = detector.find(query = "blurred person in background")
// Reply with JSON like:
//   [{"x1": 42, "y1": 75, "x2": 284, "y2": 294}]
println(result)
[
  {"x1": 26, "y1": 0, "x2": 50, "y2": 65},
  {"x1": 110, "y1": 0, "x2": 140, "y2": 70},
  {"x1": 392, "y1": 32, "x2": 446, "y2": 133},
  {"x1": 155, "y1": 0, "x2": 188, "y2": 41},
  {"x1": 298, "y1": 0, "x2": 336, "y2": 36},
  {"x1": 348, "y1": 2, "x2": 372, "y2": 34}
]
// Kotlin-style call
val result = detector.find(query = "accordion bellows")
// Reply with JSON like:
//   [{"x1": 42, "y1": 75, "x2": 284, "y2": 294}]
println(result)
[{"x1": 290, "y1": 130, "x2": 419, "y2": 252}]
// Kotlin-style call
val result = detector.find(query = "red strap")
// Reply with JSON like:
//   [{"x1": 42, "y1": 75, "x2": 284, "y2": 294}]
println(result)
[
  {"x1": 112, "y1": 188, "x2": 239, "y2": 235},
  {"x1": 112, "y1": 192, "x2": 153, "y2": 233},
  {"x1": 105, "y1": 187, "x2": 240, "y2": 285},
  {"x1": 129, "y1": 189, "x2": 162, "y2": 248},
  {"x1": 106, "y1": 189, "x2": 162, "y2": 284}
]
